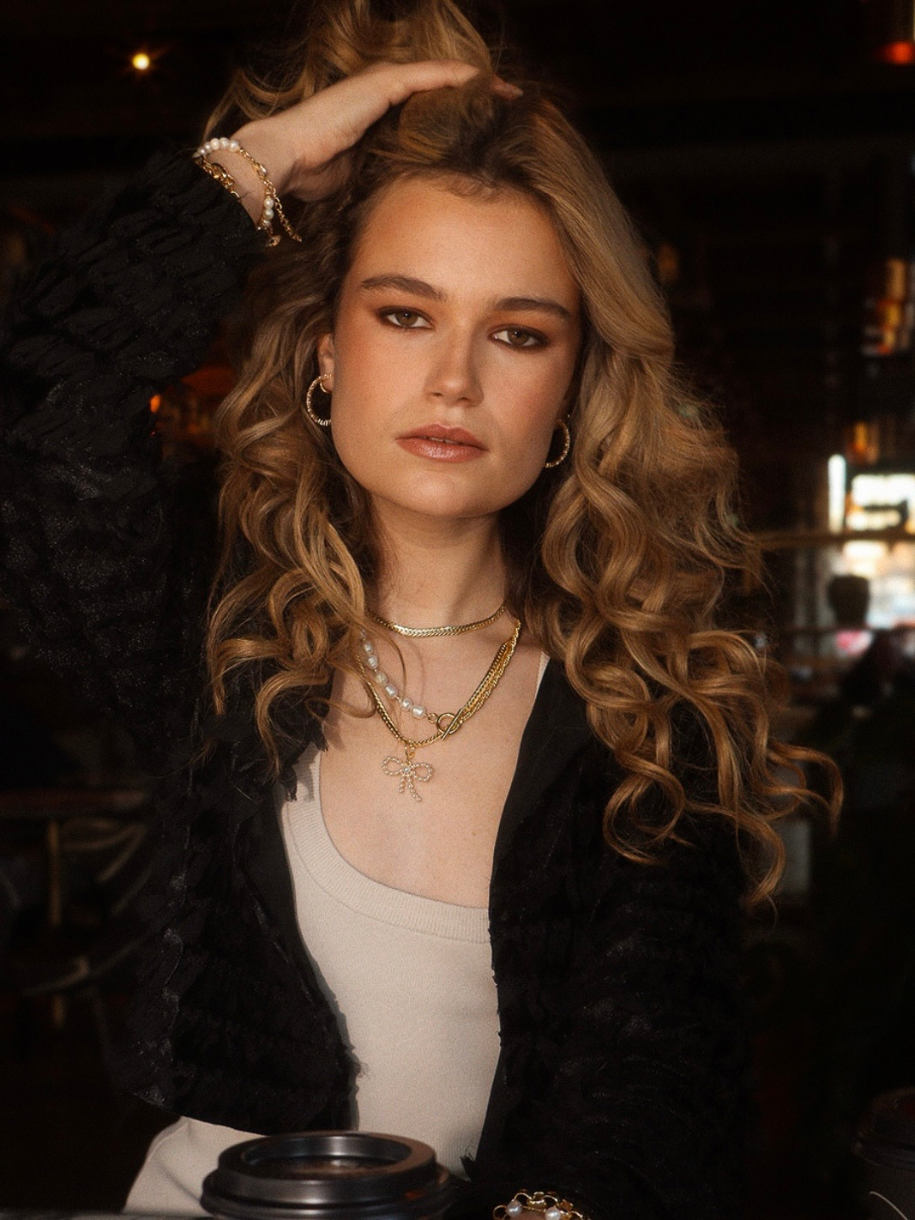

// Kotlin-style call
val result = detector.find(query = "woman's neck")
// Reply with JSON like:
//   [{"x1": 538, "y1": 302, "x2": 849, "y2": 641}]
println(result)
[{"x1": 370, "y1": 507, "x2": 506, "y2": 627}]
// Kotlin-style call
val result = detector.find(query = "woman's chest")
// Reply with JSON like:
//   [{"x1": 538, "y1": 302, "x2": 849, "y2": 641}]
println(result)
[{"x1": 318, "y1": 645, "x2": 546, "y2": 907}]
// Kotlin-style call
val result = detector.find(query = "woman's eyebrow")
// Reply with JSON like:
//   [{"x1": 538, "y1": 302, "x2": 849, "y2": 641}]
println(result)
[
  {"x1": 360, "y1": 273, "x2": 446, "y2": 301},
  {"x1": 358, "y1": 274, "x2": 574, "y2": 323},
  {"x1": 496, "y1": 295, "x2": 574, "y2": 323}
]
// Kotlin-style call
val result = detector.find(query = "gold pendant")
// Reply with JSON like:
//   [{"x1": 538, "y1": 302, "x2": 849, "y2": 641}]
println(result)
[{"x1": 381, "y1": 742, "x2": 434, "y2": 802}]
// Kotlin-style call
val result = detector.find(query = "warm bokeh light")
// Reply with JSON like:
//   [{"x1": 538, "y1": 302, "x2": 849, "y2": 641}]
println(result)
[
  {"x1": 828, "y1": 454, "x2": 847, "y2": 533},
  {"x1": 876, "y1": 40, "x2": 915, "y2": 64},
  {"x1": 149, "y1": 394, "x2": 162, "y2": 413},
  {"x1": 131, "y1": 51, "x2": 151, "y2": 72},
  {"x1": 845, "y1": 420, "x2": 880, "y2": 466}
]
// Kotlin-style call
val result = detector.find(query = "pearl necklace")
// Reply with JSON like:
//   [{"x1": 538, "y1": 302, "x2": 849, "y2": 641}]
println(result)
[{"x1": 359, "y1": 633, "x2": 439, "y2": 725}]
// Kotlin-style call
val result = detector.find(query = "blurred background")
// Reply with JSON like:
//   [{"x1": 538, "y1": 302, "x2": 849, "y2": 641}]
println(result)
[{"x1": 2, "y1": 0, "x2": 915, "y2": 1216}]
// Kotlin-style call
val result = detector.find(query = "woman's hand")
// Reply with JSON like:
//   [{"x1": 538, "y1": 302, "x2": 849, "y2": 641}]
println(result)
[{"x1": 208, "y1": 60, "x2": 519, "y2": 221}]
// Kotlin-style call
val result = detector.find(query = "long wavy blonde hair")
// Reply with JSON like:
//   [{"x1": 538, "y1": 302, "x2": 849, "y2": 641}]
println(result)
[{"x1": 204, "y1": 0, "x2": 838, "y2": 904}]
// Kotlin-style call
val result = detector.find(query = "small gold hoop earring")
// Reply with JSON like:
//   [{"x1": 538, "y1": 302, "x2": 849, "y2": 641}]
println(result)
[
  {"x1": 305, "y1": 373, "x2": 332, "y2": 428},
  {"x1": 543, "y1": 419, "x2": 571, "y2": 469}
]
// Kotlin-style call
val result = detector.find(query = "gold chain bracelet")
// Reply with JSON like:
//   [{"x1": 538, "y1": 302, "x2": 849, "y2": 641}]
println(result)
[
  {"x1": 193, "y1": 137, "x2": 302, "y2": 248},
  {"x1": 493, "y1": 1191, "x2": 589, "y2": 1220}
]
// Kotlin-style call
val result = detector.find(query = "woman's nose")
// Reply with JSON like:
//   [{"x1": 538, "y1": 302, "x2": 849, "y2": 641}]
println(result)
[{"x1": 424, "y1": 333, "x2": 483, "y2": 407}]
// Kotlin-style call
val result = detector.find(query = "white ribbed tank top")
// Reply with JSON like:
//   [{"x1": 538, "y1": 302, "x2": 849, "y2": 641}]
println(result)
[{"x1": 278, "y1": 740, "x2": 500, "y2": 1176}]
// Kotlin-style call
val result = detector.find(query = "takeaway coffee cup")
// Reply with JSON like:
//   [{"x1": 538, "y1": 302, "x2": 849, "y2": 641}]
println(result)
[
  {"x1": 201, "y1": 1131, "x2": 455, "y2": 1220},
  {"x1": 854, "y1": 1087, "x2": 915, "y2": 1219}
]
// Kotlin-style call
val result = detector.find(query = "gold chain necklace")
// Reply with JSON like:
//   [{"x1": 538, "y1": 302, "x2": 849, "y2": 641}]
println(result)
[
  {"x1": 367, "y1": 602, "x2": 506, "y2": 638},
  {"x1": 358, "y1": 616, "x2": 522, "y2": 801}
]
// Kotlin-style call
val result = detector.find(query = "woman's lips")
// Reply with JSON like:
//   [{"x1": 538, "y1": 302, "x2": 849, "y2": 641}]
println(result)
[{"x1": 396, "y1": 425, "x2": 486, "y2": 462}]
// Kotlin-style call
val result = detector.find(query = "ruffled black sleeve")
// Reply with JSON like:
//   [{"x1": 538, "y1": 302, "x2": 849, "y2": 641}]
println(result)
[{"x1": 0, "y1": 149, "x2": 267, "y2": 750}]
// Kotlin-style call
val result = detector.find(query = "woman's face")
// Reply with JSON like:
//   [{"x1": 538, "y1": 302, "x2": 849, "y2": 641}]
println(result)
[{"x1": 317, "y1": 176, "x2": 581, "y2": 527}]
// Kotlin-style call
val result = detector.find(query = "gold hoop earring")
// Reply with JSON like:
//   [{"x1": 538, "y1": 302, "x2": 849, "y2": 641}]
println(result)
[
  {"x1": 543, "y1": 419, "x2": 571, "y2": 469},
  {"x1": 305, "y1": 374, "x2": 332, "y2": 428}
]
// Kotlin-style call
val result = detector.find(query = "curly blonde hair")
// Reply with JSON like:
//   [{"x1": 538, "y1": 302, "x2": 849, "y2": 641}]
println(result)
[{"x1": 204, "y1": 0, "x2": 838, "y2": 904}]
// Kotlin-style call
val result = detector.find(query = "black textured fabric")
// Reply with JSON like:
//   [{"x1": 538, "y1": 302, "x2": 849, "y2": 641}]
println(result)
[{"x1": 0, "y1": 151, "x2": 749, "y2": 1220}]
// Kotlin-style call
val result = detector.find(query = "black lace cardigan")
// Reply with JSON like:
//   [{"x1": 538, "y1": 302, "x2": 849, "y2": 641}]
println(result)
[{"x1": 0, "y1": 150, "x2": 750, "y2": 1220}]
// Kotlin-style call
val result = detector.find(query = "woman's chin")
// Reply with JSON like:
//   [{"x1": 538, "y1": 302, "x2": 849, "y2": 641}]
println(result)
[{"x1": 367, "y1": 489, "x2": 515, "y2": 527}]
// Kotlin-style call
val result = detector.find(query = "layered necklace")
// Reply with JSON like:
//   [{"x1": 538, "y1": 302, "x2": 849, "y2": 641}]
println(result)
[{"x1": 357, "y1": 602, "x2": 521, "y2": 802}]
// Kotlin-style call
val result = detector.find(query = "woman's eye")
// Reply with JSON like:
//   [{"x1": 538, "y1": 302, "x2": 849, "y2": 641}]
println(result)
[
  {"x1": 381, "y1": 309, "x2": 430, "y2": 329},
  {"x1": 493, "y1": 327, "x2": 543, "y2": 349}
]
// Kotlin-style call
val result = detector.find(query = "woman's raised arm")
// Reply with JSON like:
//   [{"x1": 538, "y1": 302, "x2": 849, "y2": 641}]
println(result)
[
  {"x1": 0, "y1": 151, "x2": 267, "y2": 751},
  {"x1": 0, "y1": 60, "x2": 509, "y2": 755}
]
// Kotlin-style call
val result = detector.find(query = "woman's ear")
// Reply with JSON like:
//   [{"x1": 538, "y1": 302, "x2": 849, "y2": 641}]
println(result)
[{"x1": 317, "y1": 332, "x2": 335, "y2": 387}]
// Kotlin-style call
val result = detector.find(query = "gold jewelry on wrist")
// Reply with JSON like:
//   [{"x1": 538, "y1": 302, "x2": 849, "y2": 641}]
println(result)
[
  {"x1": 193, "y1": 137, "x2": 302, "y2": 248},
  {"x1": 367, "y1": 602, "x2": 506, "y2": 638},
  {"x1": 494, "y1": 1190, "x2": 589, "y2": 1220}
]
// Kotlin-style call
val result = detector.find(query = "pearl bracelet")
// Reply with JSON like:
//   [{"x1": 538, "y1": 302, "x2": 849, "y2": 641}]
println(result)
[
  {"x1": 193, "y1": 137, "x2": 302, "y2": 248},
  {"x1": 493, "y1": 1190, "x2": 588, "y2": 1220}
]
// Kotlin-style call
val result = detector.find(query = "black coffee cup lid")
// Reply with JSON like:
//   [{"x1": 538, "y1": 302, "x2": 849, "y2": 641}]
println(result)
[{"x1": 202, "y1": 1131, "x2": 454, "y2": 1220}]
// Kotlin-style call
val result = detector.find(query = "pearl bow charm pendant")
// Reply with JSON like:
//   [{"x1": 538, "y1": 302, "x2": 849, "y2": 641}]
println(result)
[{"x1": 382, "y1": 743, "x2": 434, "y2": 802}]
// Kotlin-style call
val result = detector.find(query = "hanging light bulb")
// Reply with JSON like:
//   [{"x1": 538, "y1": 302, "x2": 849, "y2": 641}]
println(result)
[{"x1": 131, "y1": 51, "x2": 152, "y2": 72}]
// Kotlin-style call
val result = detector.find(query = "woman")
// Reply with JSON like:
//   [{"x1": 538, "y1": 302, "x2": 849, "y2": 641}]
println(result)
[{"x1": 0, "y1": 1, "x2": 835, "y2": 1217}]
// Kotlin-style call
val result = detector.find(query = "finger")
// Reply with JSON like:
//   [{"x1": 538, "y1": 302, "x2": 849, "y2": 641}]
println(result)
[
  {"x1": 492, "y1": 76, "x2": 523, "y2": 99},
  {"x1": 378, "y1": 58, "x2": 486, "y2": 105},
  {"x1": 384, "y1": 60, "x2": 522, "y2": 104}
]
